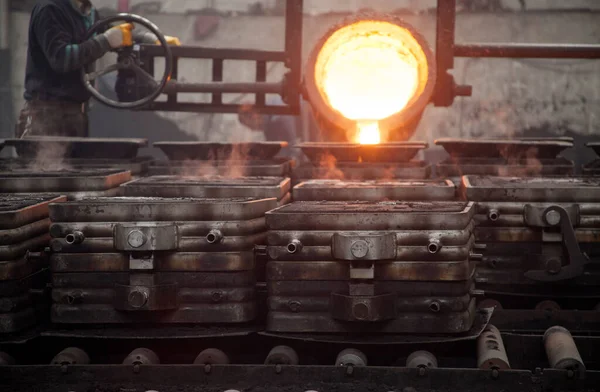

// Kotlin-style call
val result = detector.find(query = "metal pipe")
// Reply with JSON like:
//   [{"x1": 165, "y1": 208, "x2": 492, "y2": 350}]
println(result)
[
  {"x1": 144, "y1": 102, "x2": 297, "y2": 115},
  {"x1": 65, "y1": 231, "x2": 85, "y2": 245},
  {"x1": 544, "y1": 326, "x2": 585, "y2": 376},
  {"x1": 51, "y1": 347, "x2": 90, "y2": 365},
  {"x1": 287, "y1": 239, "x2": 303, "y2": 254},
  {"x1": 264, "y1": 345, "x2": 299, "y2": 365},
  {"x1": 427, "y1": 239, "x2": 442, "y2": 254},
  {"x1": 123, "y1": 348, "x2": 160, "y2": 365},
  {"x1": 335, "y1": 348, "x2": 367, "y2": 367},
  {"x1": 477, "y1": 325, "x2": 511, "y2": 370},
  {"x1": 141, "y1": 46, "x2": 286, "y2": 62},
  {"x1": 454, "y1": 43, "x2": 600, "y2": 59},
  {"x1": 406, "y1": 350, "x2": 438, "y2": 369},
  {"x1": 206, "y1": 229, "x2": 223, "y2": 244},
  {"x1": 162, "y1": 81, "x2": 283, "y2": 95}
]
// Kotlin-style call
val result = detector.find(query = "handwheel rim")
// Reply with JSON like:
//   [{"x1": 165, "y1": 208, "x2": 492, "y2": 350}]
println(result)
[{"x1": 81, "y1": 13, "x2": 173, "y2": 110}]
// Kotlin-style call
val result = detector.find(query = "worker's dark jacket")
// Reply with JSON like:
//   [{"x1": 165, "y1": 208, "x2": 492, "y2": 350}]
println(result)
[{"x1": 17, "y1": 0, "x2": 105, "y2": 137}]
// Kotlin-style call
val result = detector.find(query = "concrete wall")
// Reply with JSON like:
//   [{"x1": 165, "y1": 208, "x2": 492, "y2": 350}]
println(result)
[{"x1": 6, "y1": 3, "x2": 600, "y2": 163}]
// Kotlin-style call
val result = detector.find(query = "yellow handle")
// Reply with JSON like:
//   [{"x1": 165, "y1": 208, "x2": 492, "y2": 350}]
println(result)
[{"x1": 117, "y1": 23, "x2": 135, "y2": 46}]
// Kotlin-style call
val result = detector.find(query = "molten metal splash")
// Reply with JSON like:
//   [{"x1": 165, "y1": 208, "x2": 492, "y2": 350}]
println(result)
[{"x1": 314, "y1": 20, "x2": 426, "y2": 144}]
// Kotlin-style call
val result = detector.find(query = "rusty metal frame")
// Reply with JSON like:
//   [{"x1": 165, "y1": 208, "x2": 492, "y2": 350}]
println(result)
[
  {"x1": 434, "y1": 0, "x2": 600, "y2": 106},
  {"x1": 137, "y1": 0, "x2": 303, "y2": 114},
  {"x1": 134, "y1": 0, "x2": 600, "y2": 113},
  {"x1": 1, "y1": 365, "x2": 599, "y2": 392}
]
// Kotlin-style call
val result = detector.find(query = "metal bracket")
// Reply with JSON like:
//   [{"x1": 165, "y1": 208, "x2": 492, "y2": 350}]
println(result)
[
  {"x1": 524, "y1": 205, "x2": 590, "y2": 282},
  {"x1": 524, "y1": 204, "x2": 579, "y2": 228},
  {"x1": 114, "y1": 223, "x2": 179, "y2": 252},
  {"x1": 332, "y1": 233, "x2": 396, "y2": 261}
]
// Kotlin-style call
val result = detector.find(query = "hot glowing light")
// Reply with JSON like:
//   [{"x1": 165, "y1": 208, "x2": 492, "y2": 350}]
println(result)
[
  {"x1": 357, "y1": 121, "x2": 381, "y2": 145},
  {"x1": 313, "y1": 20, "x2": 429, "y2": 144}
]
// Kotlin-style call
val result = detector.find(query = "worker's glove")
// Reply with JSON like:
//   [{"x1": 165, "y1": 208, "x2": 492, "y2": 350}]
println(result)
[
  {"x1": 136, "y1": 32, "x2": 182, "y2": 46},
  {"x1": 162, "y1": 36, "x2": 182, "y2": 46},
  {"x1": 102, "y1": 23, "x2": 135, "y2": 49}
]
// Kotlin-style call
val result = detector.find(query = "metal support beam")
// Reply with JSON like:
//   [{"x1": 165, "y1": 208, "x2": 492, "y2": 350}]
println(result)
[
  {"x1": 284, "y1": 0, "x2": 303, "y2": 110},
  {"x1": 434, "y1": 0, "x2": 457, "y2": 107},
  {"x1": 0, "y1": 0, "x2": 14, "y2": 144},
  {"x1": 454, "y1": 43, "x2": 600, "y2": 59}
]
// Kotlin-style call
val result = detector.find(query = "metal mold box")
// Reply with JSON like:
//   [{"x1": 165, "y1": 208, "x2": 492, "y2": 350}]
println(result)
[
  {"x1": 267, "y1": 220, "x2": 476, "y2": 247},
  {"x1": 435, "y1": 157, "x2": 574, "y2": 177},
  {"x1": 583, "y1": 144, "x2": 600, "y2": 176},
  {"x1": 293, "y1": 161, "x2": 430, "y2": 182},
  {"x1": 435, "y1": 138, "x2": 572, "y2": 159},
  {"x1": 266, "y1": 300, "x2": 477, "y2": 334},
  {"x1": 298, "y1": 142, "x2": 427, "y2": 164},
  {"x1": 149, "y1": 158, "x2": 294, "y2": 177},
  {"x1": 49, "y1": 197, "x2": 278, "y2": 222},
  {"x1": 50, "y1": 252, "x2": 256, "y2": 273},
  {"x1": 0, "y1": 234, "x2": 50, "y2": 262},
  {"x1": 266, "y1": 201, "x2": 475, "y2": 231},
  {"x1": 0, "y1": 195, "x2": 66, "y2": 230},
  {"x1": 47, "y1": 197, "x2": 274, "y2": 325},
  {"x1": 4, "y1": 137, "x2": 147, "y2": 160},
  {"x1": 0, "y1": 157, "x2": 153, "y2": 177},
  {"x1": 582, "y1": 160, "x2": 600, "y2": 176},
  {"x1": 267, "y1": 260, "x2": 476, "y2": 282},
  {"x1": 121, "y1": 175, "x2": 291, "y2": 201},
  {"x1": 293, "y1": 179, "x2": 455, "y2": 201},
  {"x1": 0, "y1": 219, "x2": 51, "y2": 246},
  {"x1": 461, "y1": 176, "x2": 600, "y2": 202},
  {"x1": 49, "y1": 217, "x2": 266, "y2": 238},
  {"x1": 587, "y1": 141, "x2": 600, "y2": 156},
  {"x1": 0, "y1": 169, "x2": 131, "y2": 193},
  {"x1": 154, "y1": 141, "x2": 287, "y2": 161}
]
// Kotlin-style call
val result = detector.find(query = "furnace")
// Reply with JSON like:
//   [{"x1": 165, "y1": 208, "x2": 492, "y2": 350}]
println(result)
[
  {"x1": 0, "y1": 194, "x2": 66, "y2": 333},
  {"x1": 48, "y1": 197, "x2": 277, "y2": 324},
  {"x1": 265, "y1": 201, "x2": 480, "y2": 334}
]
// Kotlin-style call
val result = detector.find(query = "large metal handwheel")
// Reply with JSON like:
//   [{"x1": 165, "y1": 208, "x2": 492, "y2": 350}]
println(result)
[{"x1": 81, "y1": 13, "x2": 173, "y2": 109}]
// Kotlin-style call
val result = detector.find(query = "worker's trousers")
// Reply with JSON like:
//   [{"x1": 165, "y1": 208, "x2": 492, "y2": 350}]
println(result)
[{"x1": 15, "y1": 99, "x2": 88, "y2": 138}]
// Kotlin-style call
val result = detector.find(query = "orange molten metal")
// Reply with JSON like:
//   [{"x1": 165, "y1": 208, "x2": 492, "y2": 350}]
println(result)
[{"x1": 305, "y1": 17, "x2": 435, "y2": 144}]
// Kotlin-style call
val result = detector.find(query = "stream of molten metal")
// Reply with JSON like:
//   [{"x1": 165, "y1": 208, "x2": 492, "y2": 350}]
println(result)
[{"x1": 315, "y1": 20, "x2": 422, "y2": 144}]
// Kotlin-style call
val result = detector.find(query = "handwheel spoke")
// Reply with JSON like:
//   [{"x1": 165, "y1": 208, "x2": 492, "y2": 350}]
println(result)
[
  {"x1": 129, "y1": 63, "x2": 159, "y2": 88},
  {"x1": 84, "y1": 63, "x2": 123, "y2": 82}
]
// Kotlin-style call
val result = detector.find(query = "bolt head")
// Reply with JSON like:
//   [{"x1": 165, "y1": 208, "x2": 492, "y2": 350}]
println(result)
[
  {"x1": 353, "y1": 302, "x2": 370, "y2": 320},
  {"x1": 545, "y1": 210, "x2": 561, "y2": 226},
  {"x1": 127, "y1": 230, "x2": 147, "y2": 248},
  {"x1": 350, "y1": 240, "x2": 369, "y2": 258},
  {"x1": 128, "y1": 290, "x2": 148, "y2": 308},
  {"x1": 546, "y1": 259, "x2": 562, "y2": 274}
]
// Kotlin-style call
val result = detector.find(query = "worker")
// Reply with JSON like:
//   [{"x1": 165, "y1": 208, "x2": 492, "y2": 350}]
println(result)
[
  {"x1": 16, "y1": 0, "x2": 180, "y2": 138},
  {"x1": 238, "y1": 95, "x2": 300, "y2": 159}
]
